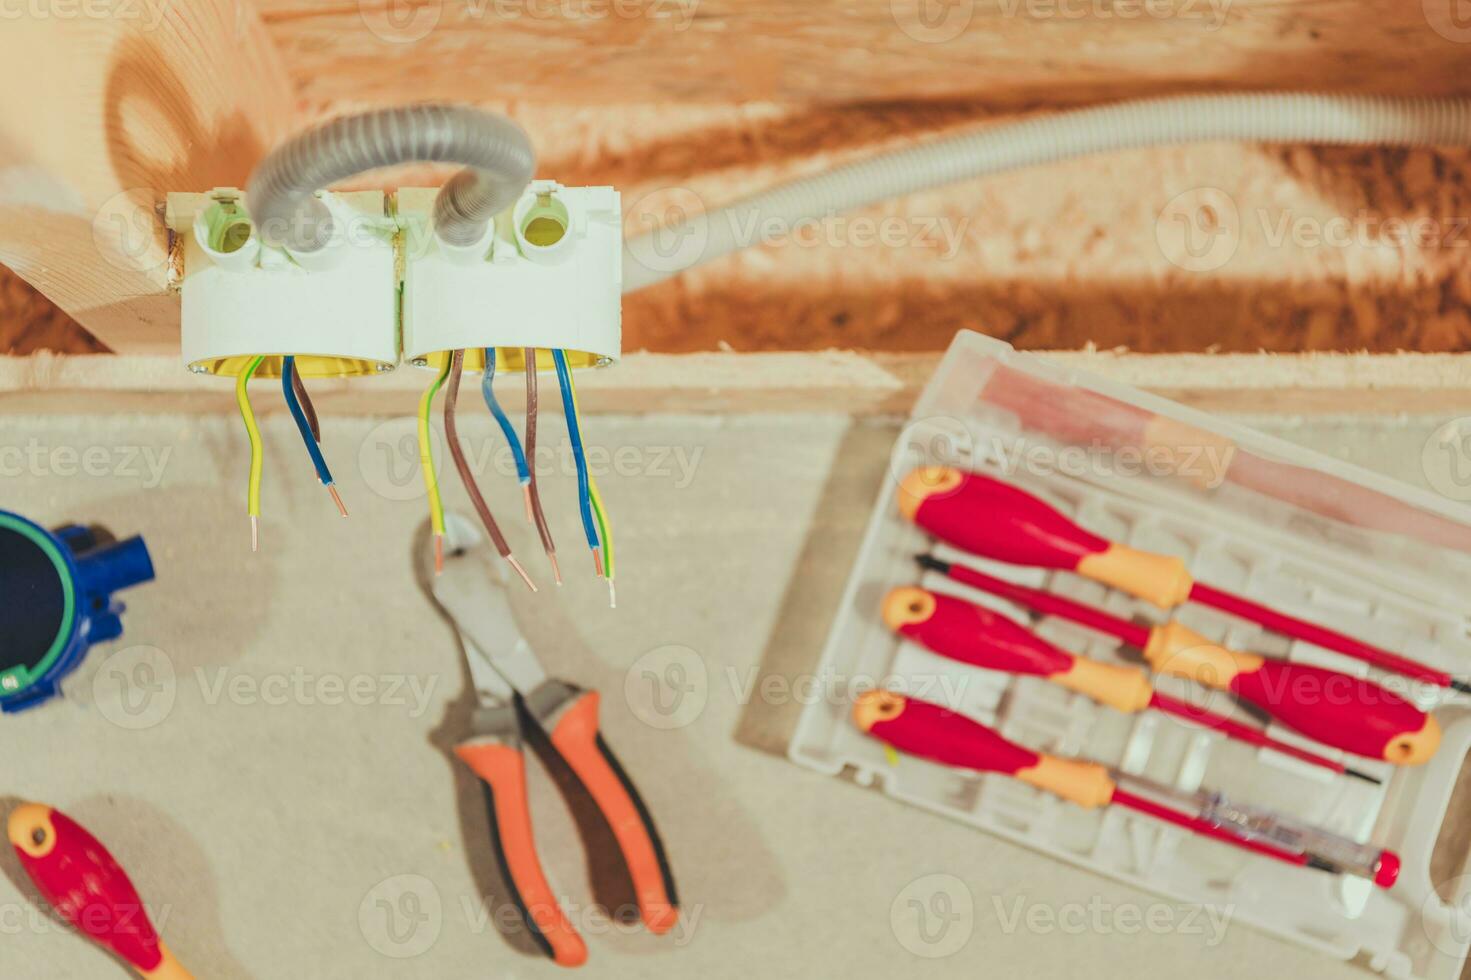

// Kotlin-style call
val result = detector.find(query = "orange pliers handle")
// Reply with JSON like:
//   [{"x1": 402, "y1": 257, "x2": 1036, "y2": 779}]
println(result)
[{"x1": 455, "y1": 687, "x2": 679, "y2": 968}]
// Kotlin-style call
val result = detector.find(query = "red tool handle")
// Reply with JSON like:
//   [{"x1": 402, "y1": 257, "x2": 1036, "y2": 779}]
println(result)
[
  {"x1": 882, "y1": 586, "x2": 1154, "y2": 713},
  {"x1": 853, "y1": 693, "x2": 1386, "y2": 884},
  {"x1": 927, "y1": 552, "x2": 1442, "y2": 765},
  {"x1": 547, "y1": 691, "x2": 679, "y2": 936},
  {"x1": 455, "y1": 738, "x2": 590, "y2": 968},
  {"x1": 899, "y1": 467, "x2": 1194, "y2": 607},
  {"x1": 1143, "y1": 622, "x2": 1441, "y2": 764},
  {"x1": 891, "y1": 580, "x2": 1370, "y2": 778},
  {"x1": 904, "y1": 468, "x2": 1460, "y2": 690},
  {"x1": 854, "y1": 690, "x2": 1118, "y2": 808},
  {"x1": 7, "y1": 804, "x2": 191, "y2": 979}
]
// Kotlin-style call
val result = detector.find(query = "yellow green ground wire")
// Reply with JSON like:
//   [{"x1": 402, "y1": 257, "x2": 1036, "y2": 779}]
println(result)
[
  {"x1": 418, "y1": 357, "x2": 453, "y2": 538},
  {"x1": 565, "y1": 366, "x2": 614, "y2": 580},
  {"x1": 235, "y1": 355, "x2": 266, "y2": 521}
]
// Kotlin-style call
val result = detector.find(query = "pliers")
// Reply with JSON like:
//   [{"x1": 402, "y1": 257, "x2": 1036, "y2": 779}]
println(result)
[{"x1": 430, "y1": 514, "x2": 679, "y2": 967}]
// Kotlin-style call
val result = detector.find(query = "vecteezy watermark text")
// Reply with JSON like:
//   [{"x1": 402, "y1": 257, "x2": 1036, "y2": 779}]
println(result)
[
  {"x1": 0, "y1": 0, "x2": 172, "y2": 29},
  {"x1": 1158, "y1": 188, "x2": 1471, "y2": 273},
  {"x1": 0, "y1": 440, "x2": 171, "y2": 488},
  {"x1": 992, "y1": 894, "x2": 1233, "y2": 945},
  {"x1": 358, "y1": 0, "x2": 699, "y2": 43},
  {"x1": 623, "y1": 644, "x2": 973, "y2": 730},
  {"x1": 89, "y1": 646, "x2": 442, "y2": 731},
  {"x1": 890, "y1": 0, "x2": 1230, "y2": 44},
  {"x1": 359, "y1": 418, "x2": 704, "y2": 502},
  {"x1": 358, "y1": 874, "x2": 703, "y2": 959},
  {"x1": 624, "y1": 185, "x2": 972, "y2": 277},
  {"x1": 990, "y1": 435, "x2": 1234, "y2": 489}
]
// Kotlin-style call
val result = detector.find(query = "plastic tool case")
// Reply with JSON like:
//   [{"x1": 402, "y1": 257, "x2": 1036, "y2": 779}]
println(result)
[{"x1": 790, "y1": 331, "x2": 1471, "y2": 978}]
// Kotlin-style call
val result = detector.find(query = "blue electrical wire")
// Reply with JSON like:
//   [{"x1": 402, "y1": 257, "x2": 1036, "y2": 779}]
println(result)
[
  {"x1": 282, "y1": 356, "x2": 335, "y2": 486},
  {"x1": 482, "y1": 348, "x2": 530, "y2": 485},
  {"x1": 553, "y1": 348, "x2": 600, "y2": 551}
]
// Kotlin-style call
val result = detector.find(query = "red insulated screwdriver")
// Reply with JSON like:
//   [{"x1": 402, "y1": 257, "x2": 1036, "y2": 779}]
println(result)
[
  {"x1": 898, "y1": 466, "x2": 1470, "y2": 695},
  {"x1": 918, "y1": 554, "x2": 1441, "y2": 765},
  {"x1": 7, "y1": 803, "x2": 191, "y2": 979},
  {"x1": 853, "y1": 690, "x2": 1401, "y2": 889},
  {"x1": 882, "y1": 585, "x2": 1380, "y2": 782}
]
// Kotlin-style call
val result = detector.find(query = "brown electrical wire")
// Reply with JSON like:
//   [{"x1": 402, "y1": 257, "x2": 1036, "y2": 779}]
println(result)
[
  {"x1": 445, "y1": 350, "x2": 536, "y2": 592},
  {"x1": 523, "y1": 347, "x2": 561, "y2": 585},
  {"x1": 290, "y1": 365, "x2": 321, "y2": 443}
]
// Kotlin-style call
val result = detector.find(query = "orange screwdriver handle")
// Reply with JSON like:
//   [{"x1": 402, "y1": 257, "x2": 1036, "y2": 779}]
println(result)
[
  {"x1": 455, "y1": 738, "x2": 590, "y2": 967},
  {"x1": 1143, "y1": 622, "x2": 1441, "y2": 765},
  {"x1": 548, "y1": 691, "x2": 679, "y2": 935},
  {"x1": 898, "y1": 467, "x2": 1194, "y2": 608},
  {"x1": 882, "y1": 586, "x2": 1154, "y2": 713},
  {"x1": 854, "y1": 690, "x2": 1117, "y2": 808}
]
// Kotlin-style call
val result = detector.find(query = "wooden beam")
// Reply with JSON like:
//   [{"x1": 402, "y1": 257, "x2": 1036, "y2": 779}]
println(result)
[
  {"x1": 258, "y1": 0, "x2": 1471, "y2": 107},
  {"x1": 0, "y1": 1, "x2": 299, "y2": 355},
  {"x1": 5, "y1": 350, "x2": 1471, "y2": 417}
]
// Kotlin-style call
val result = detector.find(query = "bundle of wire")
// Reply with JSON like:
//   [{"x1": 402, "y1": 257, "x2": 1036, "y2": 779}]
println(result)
[
  {"x1": 235, "y1": 355, "x2": 267, "y2": 552},
  {"x1": 235, "y1": 355, "x2": 350, "y2": 552},
  {"x1": 283, "y1": 356, "x2": 348, "y2": 519},
  {"x1": 483, "y1": 347, "x2": 532, "y2": 519},
  {"x1": 522, "y1": 348, "x2": 561, "y2": 583},
  {"x1": 415, "y1": 347, "x2": 615, "y2": 605},
  {"x1": 554, "y1": 348, "x2": 615, "y2": 607},
  {"x1": 444, "y1": 350, "x2": 536, "y2": 591},
  {"x1": 418, "y1": 356, "x2": 453, "y2": 573}
]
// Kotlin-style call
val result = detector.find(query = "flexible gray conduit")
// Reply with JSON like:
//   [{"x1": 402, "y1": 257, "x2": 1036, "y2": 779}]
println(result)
[
  {"x1": 247, "y1": 105, "x2": 536, "y2": 252},
  {"x1": 622, "y1": 93, "x2": 1471, "y2": 293}
]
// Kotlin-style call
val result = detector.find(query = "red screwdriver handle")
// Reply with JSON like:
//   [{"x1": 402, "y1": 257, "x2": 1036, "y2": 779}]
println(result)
[
  {"x1": 854, "y1": 690, "x2": 1117, "y2": 808},
  {"x1": 8, "y1": 804, "x2": 191, "y2": 979},
  {"x1": 905, "y1": 470, "x2": 1460, "y2": 691},
  {"x1": 899, "y1": 467, "x2": 1194, "y2": 608},
  {"x1": 882, "y1": 586, "x2": 1154, "y2": 713},
  {"x1": 1143, "y1": 622, "x2": 1441, "y2": 764}
]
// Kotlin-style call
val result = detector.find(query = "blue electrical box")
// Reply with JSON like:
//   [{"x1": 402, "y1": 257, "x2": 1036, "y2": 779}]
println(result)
[{"x1": 0, "y1": 511, "x2": 155, "y2": 712}]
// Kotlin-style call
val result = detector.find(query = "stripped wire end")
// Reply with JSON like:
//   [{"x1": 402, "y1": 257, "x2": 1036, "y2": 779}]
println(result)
[
  {"x1": 434, "y1": 534, "x2": 445, "y2": 576},
  {"x1": 593, "y1": 547, "x2": 605, "y2": 579},
  {"x1": 522, "y1": 483, "x2": 535, "y2": 524},
  {"x1": 507, "y1": 555, "x2": 538, "y2": 593},
  {"x1": 328, "y1": 484, "x2": 348, "y2": 518},
  {"x1": 250, "y1": 515, "x2": 259, "y2": 554},
  {"x1": 607, "y1": 578, "x2": 617, "y2": 609},
  {"x1": 548, "y1": 551, "x2": 563, "y2": 586}
]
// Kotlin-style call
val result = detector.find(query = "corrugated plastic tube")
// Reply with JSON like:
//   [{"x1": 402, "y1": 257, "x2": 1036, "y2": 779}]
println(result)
[
  {"x1": 622, "y1": 93, "x2": 1471, "y2": 293},
  {"x1": 246, "y1": 105, "x2": 536, "y2": 252}
]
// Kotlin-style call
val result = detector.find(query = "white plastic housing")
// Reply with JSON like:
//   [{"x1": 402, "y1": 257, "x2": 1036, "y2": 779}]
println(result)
[
  {"x1": 167, "y1": 189, "x2": 399, "y2": 377},
  {"x1": 791, "y1": 330, "x2": 1471, "y2": 980},
  {"x1": 400, "y1": 181, "x2": 622, "y2": 371}
]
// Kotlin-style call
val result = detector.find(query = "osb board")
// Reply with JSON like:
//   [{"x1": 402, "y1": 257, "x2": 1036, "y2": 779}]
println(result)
[{"x1": 256, "y1": 0, "x2": 1471, "y2": 106}]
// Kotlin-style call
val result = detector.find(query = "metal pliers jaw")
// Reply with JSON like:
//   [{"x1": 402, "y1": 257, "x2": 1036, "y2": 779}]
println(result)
[{"x1": 431, "y1": 515, "x2": 679, "y2": 968}]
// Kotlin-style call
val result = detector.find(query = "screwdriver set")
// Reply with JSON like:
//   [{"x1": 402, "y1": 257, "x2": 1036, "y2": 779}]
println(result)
[{"x1": 789, "y1": 331, "x2": 1471, "y2": 978}]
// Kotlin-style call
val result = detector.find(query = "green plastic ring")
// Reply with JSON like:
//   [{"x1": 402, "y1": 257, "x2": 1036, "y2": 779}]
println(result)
[{"x1": 0, "y1": 514, "x2": 76, "y2": 693}]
